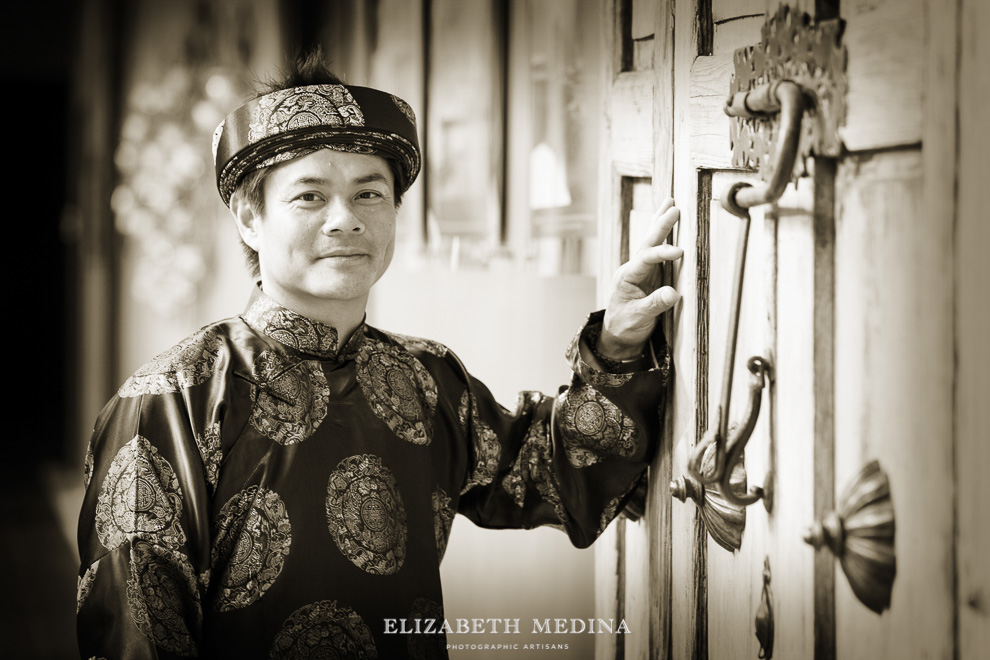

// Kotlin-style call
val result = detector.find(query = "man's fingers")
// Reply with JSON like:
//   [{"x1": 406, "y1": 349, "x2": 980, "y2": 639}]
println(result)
[
  {"x1": 638, "y1": 200, "x2": 681, "y2": 250},
  {"x1": 644, "y1": 285, "x2": 681, "y2": 314},
  {"x1": 638, "y1": 243, "x2": 684, "y2": 264},
  {"x1": 618, "y1": 244, "x2": 684, "y2": 285}
]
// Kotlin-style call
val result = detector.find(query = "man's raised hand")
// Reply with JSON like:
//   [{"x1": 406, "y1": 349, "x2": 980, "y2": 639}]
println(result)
[{"x1": 598, "y1": 198, "x2": 682, "y2": 360}]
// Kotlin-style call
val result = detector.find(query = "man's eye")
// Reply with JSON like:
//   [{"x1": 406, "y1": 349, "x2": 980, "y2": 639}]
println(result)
[
  {"x1": 296, "y1": 193, "x2": 323, "y2": 203},
  {"x1": 357, "y1": 190, "x2": 384, "y2": 200}
]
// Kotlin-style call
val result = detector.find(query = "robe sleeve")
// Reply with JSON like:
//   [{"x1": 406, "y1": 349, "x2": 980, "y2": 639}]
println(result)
[
  {"x1": 76, "y1": 336, "x2": 225, "y2": 659},
  {"x1": 453, "y1": 310, "x2": 670, "y2": 548}
]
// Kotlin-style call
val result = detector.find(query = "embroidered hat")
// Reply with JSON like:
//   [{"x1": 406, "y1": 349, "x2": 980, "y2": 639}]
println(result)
[{"x1": 212, "y1": 83, "x2": 420, "y2": 206}]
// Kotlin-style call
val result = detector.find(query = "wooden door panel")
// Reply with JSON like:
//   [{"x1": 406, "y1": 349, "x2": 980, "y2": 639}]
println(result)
[
  {"x1": 833, "y1": 151, "x2": 955, "y2": 659},
  {"x1": 712, "y1": 0, "x2": 766, "y2": 21},
  {"x1": 705, "y1": 172, "x2": 776, "y2": 660},
  {"x1": 625, "y1": 518, "x2": 652, "y2": 659},
  {"x1": 611, "y1": 71, "x2": 657, "y2": 177},
  {"x1": 768, "y1": 180, "x2": 817, "y2": 660},
  {"x1": 688, "y1": 55, "x2": 734, "y2": 170},
  {"x1": 625, "y1": 177, "x2": 657, "y2": 660},
  {"x1": 957, "y1": 3, "x2": 990, "y2": 659},
  {"x1": 595, "y1": 4, "x2": 663, "y2": 660},
  {"x1": 668, "y1": 2, "x2": 706, "y2": 658},
  {"x1": 841, "y1": 0, "x2": 924, "y2": 151},
  {"x1": 669, "y1": 0, "x2": 778, "y2": 657},
  {"x1": 713, "y1": 16, "x2": 766, "y2": 54}
]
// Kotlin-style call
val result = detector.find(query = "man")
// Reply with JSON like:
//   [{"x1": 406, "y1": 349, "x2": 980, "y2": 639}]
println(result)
[{"x1": 77, "y1": 53, "x2": 682, "y2": 659}]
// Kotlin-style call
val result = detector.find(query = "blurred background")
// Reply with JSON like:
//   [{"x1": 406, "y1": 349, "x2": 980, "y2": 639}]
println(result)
[{"x1": 1, "y1": 0, "x2": 610, "y2": 657}]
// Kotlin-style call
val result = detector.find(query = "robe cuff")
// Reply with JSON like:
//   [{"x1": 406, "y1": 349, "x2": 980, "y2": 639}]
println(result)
[{"x1": 567, "y1": 310, "x2": 671, "y2": 386}]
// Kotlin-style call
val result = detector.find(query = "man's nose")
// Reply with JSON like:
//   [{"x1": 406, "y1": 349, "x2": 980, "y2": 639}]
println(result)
[{"x1": 321, "y1": 198, "x2": 365, "y2": 234}]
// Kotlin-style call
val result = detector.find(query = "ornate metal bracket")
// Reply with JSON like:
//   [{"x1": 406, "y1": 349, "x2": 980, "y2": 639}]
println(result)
[
  {"x1": 671, "y1": 443, "x2": 747, "y2": 552},
  {"x1": 804, "y1": 460, "x2": 897, "y2": 614},
  {"x1": 727, "y1": 4, "x2": 847, "y2": 182},
  {"x1": 724, "y1": 82, "x2": 805, "y2": 210}
]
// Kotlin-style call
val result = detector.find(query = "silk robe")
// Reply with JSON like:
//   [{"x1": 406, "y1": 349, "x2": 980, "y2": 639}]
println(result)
[{"x1": 77, "y1": 292, "x2": 669, "y2": 659}]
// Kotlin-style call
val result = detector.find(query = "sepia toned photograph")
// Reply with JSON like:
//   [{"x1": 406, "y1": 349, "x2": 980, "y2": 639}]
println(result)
[{"x1": 1, "y1": 0, "x2": 986, "y2": 658}]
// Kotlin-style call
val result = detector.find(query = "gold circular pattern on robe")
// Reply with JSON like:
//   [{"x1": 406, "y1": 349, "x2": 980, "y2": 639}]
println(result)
[
  {"x1": 431, "y1": 487, "x2": 454, "y2": 562},
  {"x1": 118, "y1": 327, "x2": 223, "y2": 397},
  {"x1": 250, "y1": 350, "x2": 329, "y2": 445},
  {"x1": 95, "y1": 435, "x2": 185, "y2": 551},
  {"x1": 195, "y1": 422, "x2": 222, "y2": 491},
  {"x1": 458, "y1": 391, "x2": 502, "y2": 494},
  {"x1": 269, "y1": 600, "x2": 378, "y2": 660},
  {"x1": 326, "y1": 454, "x2": 407, "y2": 576},
  {"x1": 408, "y1": 597, "x2": 446, "y2": 660},
  {"x1": 211, "y1": 486, "x2": 292, "y2": 612},
  {"x1": 356, "y1": 340, "x2": 437, "y2": 445},
  {"x1": 559, "y1": 384, "x2": 638, "y2": 468},
  {"x1": 125, "y1": 540, "x2": 201, "y2": 657},
  {"x1": 77, "y1": 559, "x2": 100, "y2": 614}
]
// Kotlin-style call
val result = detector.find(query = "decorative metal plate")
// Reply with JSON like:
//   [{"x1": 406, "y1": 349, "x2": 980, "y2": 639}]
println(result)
[{"x1": 729, "y1": 5, "x2": 847, "y2": 180}]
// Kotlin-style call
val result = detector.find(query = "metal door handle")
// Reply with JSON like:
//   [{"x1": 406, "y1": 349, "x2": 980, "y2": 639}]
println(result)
[
  {"x1": 684, "y1": 80, "x2": 807, "y2": 511},
  {"x1": 722, "y1": 80, "x2": 806, "y2": 214},
  {"x1": 688, "y1": 356, "x2": 771, "y2": 508}
]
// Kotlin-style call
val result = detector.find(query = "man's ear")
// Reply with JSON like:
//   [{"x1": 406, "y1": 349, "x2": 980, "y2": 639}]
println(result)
[{"x1": 230, "y1": 193, "x2": 262, "y2": 251}]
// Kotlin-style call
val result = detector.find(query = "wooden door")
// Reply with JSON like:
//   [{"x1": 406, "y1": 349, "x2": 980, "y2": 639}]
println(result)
[
  {"x1": 595, "y1": 0, "x2": 986, "y2": 659},
  {"x1": 593, "y1": 1, "x2": 670, "y2": 657}
]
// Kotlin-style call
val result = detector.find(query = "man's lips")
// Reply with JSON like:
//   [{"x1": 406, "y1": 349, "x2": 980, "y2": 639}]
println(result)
[{"x1": 318, "y1": 250, "x2": 368, "y2": 259}]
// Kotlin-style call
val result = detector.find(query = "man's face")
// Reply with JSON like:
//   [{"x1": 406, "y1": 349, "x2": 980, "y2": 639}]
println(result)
[{"x1": 237, "y1": 149, "x2": 397, "y2": 316}]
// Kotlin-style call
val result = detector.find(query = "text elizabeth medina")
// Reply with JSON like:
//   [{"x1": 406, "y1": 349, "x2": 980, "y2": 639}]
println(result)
[{"x1": 384, "y1": 618, "x2": 632, "y2": 635}]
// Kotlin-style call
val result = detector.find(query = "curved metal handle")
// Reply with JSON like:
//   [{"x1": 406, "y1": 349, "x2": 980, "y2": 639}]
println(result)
[
  {"x1": 686, "y1": 194, "x2": 753, "y2": 487},
  {"x1": 687, "y1": 357, "x2": 772, "y2": 506},
  {"x1": 719, "y1": 356, "x2": 770, "y2": 506},
  {"x1": 684, "y1": 80, "x2": 806, "y2": 508},
  {"x1": 722, "y1": 80, "x2": 806, "y2": 216}
]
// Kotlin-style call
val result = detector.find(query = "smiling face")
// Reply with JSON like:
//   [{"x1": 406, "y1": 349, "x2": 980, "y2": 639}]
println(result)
[{"x1": 231, "y1": 149, "x2": 397, "y2": 325}]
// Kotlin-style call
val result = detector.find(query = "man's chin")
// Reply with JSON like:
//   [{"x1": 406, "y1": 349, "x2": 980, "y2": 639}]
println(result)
[{"x1": 300, "y1": 278, "x2": 375, "y2": 305}]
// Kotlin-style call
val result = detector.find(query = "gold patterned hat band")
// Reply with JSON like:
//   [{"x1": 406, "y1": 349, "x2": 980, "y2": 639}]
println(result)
[{"x1": 213, "y1": 84, "x2": 421, "y2": 206}]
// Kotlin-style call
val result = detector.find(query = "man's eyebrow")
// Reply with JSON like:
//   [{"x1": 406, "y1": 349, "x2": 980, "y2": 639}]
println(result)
[
  {"x1": 292, "y1": 176, "x2": 332, "y2": 186},
  {"x1": 353, "y1": 173, "x2": 390, "y2": 185},
  {"x1": 289, "y1": 173, "x2": 390, "y2": 186}
]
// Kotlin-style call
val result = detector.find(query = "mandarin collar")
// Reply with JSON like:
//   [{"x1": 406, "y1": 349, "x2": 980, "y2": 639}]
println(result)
[{"x1": 242, "y1": 287, "x2": 367, "y2": 360}]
